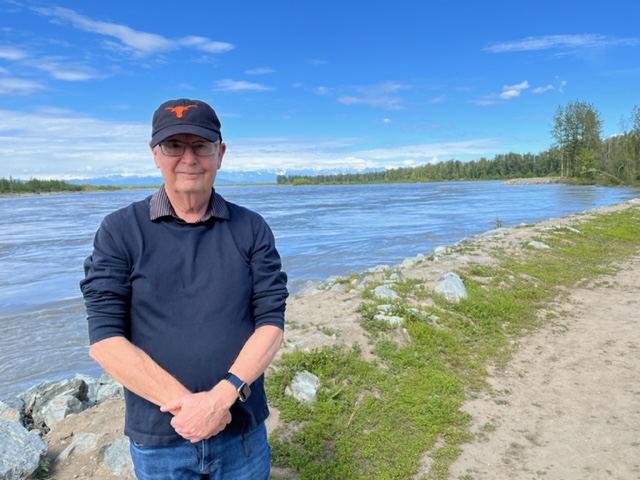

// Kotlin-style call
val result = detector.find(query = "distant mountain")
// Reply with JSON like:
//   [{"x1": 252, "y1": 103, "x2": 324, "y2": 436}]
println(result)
[{"x1": 68, "y1": 167, "x2": 385, "y2": 186}]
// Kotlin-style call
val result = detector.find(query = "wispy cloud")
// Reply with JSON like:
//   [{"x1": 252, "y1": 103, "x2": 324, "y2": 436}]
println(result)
[
  {"x1": 0, "y1": 77, "x2": 45, "y2": 95},
  {"x1": 0, "y1": 46, "x2": 29, "y2": 61},
  {"x1": 245, "y1": 67, "x2": 275, "y2": 75},
  {"x1": 499, "y1": 80, "x2": 529, "y2": 99},
  {"x1": 532, "y1": 84, "x2": 554, "y2": 94},
  {"x1": 213, "y1": 79, "x2": 274, "y2": 92},
  {"x1": 472, "y1": 80, "x2": 530, "y2": 105},
  {"x1": 30, "y1": 57, "x2": 101, "y2": 81},
  {"x1": 178, "y1": 36, "x2": 234, "y2": 54},
  {"x1": 33, "y1": 7, "x2": 234, "y2": 56},
  {"x1": 337, "y1": 81, "x2": 409, "y2": 109},
  {"x1": 428, "y1": 94, "x2": 446, "y2": 104},
  {"x1": 0, "y1": 106, "x2": 505, "y2": 178},
  {"x1": 484, "y1": 34, "x2": 640, "y2": 53}
]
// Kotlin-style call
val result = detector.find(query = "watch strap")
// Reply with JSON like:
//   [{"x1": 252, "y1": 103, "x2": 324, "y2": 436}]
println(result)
[{"x1": 223, "y1": 372, "x2": 250, "y2": 402}]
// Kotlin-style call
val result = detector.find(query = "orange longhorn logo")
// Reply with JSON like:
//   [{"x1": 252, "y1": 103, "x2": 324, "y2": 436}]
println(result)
[{"x1": 165, "y1": 104, "x2": 197, "y2": 118}]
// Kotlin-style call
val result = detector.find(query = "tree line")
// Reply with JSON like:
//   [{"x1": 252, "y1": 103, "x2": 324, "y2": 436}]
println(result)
[
  {"x1": 277, "y1": 101, "x2": 640, "y2": 186},
  {"x1": 0, "y1": 177, "x2": 86, "y2": 194}
]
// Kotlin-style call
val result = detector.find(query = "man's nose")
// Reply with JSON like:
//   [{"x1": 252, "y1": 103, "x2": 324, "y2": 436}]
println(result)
[{"x1": 180, "y1": 145, "x2": 198, "y2": 162}]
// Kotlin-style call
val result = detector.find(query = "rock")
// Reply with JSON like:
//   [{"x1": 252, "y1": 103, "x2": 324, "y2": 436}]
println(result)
[
  {"x1": 102, "y1": 435, "x2": 134, "y2": 478},
  {"x1": 0, "y1": 400, "x2": 22, "y2": 423},
  {"x1": 295, "y1": 281, "x2": 322, "y2": 297},
  {"x1": 401, "y1": 256, "x2": 421, "y2": 268},
  {"x1": 366, "y1": 264, "x2": 390, "y2": 274},
  {"x1": 435, "y1": 272, "x2": 468, "y2": 301},
  {"x1": 19, "y1": 378, "x2": 88, "y2": 432},
  {"x1": 373, "y1": 285, "x2": 400, "y2": 300},
  {"x1": 74, "y1": 373, "x2": 100, "y2": 407},
  {"x1": 528, "y1": 240, "x2": 551, "y2": 249},
  {"x1": 433, "y1": 246, "x2": 448, "y2": 256},
  {"x1": 43, "y1": 394, "x2": 84, "y2": 430},
  {"x1": 0, "y1": 418, "x2": 47, "y2": 480},
  {"x1": 56, "y1": 432, "x2": 103, "y2": 461},
  {"x1": 373, "y1": 314, "x2": 404, "y2": 326},
  {"x1": 285, "y1": 371, "x2": 320, "y2": 404},
  {"x1": 96, "y1": 373, "x2": 124, "y2": 403}
]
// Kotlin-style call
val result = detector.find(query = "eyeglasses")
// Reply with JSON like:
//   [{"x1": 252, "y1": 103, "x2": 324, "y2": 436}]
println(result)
[{"x1": 159, "y1": 140, "x2": 218, "y2": 156}]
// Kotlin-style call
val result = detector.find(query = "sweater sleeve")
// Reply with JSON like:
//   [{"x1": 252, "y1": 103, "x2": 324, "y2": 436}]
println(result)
[
  {"x1": 248, "y1": 214, "x2": 289, "y2": 330},
  {"x1": 79, "y1": 215, "x2": 132, "y2": 344}
]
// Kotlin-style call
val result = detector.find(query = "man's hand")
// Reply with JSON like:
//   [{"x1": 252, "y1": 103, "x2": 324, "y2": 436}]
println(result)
[{"x1": 160, "y1": 381, "x2": 237, "y2": 442}]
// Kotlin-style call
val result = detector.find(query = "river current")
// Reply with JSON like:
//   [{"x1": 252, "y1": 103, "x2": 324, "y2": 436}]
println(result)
[{"x1": 1, "y1": 180, "x2": 639, "y2": 400}]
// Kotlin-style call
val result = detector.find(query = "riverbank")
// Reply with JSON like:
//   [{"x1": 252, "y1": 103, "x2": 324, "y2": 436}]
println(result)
[{"x1": 20, "y1": 197, "x2": 640, "y2": 479}]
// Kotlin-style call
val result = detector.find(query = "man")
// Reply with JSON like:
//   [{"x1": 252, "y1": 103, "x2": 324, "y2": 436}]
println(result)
[{"x1": 80, "y1": 98, "x2": 288, "y2": 479}]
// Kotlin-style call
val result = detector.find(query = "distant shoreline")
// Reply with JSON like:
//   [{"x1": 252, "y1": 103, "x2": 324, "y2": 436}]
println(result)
[{"x1": 502, "y1": 176, "x2": 575, "y2": 185}]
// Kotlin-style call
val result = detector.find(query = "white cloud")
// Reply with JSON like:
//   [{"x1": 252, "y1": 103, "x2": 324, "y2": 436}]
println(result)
[
  {"x1": 315, "y1": 86, "x2": 329, "y2": 95},
  {"x1": 33, "y1": 7, "x2": 233, "y2": 56},
  {"x1": 484, "y1": 34, "x2": 640, "y2": 53},
  {"x1": 245, "y1": 67, "x2": 275, "y2": 75},
  {"x1": 30, "y1": 58, "x2": 100, "y2": 81},
  {"x1": 532, "y1": 84, "x2": 554, "y2": 94},
  {"x1": 382, "y1": 118, "x2": 392, "y2": 124},
  {"x1": 0, "y1": 77, "x2": 45, "y2": 94},
  {"x1": 499, "y1": 80, "x2": 529, "y2": 99},
  {"x1": 0, "y1": 46, "x2": 29, "y2": 61},
  {"x1": 213, "y1": 79, "x2": 274, "y2": 92},
  {"x1": 0, "y1": 107, "x2": 150, "y2": 179},
  {"x1": 178, "y1": 36, "x2": 234, "y2": 54},
  {"x1": 0, "y1": 105, "x2": 503, "y2": 180},
  {"x1": 337, "y1": 81, "x2": 410, "y2": 110}
]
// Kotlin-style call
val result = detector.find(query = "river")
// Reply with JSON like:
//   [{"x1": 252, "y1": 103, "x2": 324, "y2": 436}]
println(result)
[{"x1": 1, "y1": 180, "x2": 639, "y2": 400}]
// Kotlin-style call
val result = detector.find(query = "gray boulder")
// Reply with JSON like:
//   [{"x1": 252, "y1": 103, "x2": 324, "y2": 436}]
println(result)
[
  {"x1": 102, "y1": 436, "x2": 135, "y2": 478},
  {"x1": 285, "y1": 371, "x2": 320, "y2": 405},
  {"x1": 42, "y1": 394, "x2": 84, "y2": 430},
  {"x1": 96, "y1": 372, "x2": 124, "y2": 403},
  {"x1": 435, "y1": 272, "x2": 468, "y2": 301},
  {"x1": 0, "y1": 400, "x2": 22, "y2": 424},
  {"x1": 0, "y1": 418, "x2": 47, "y2": 480},
  {"x1": 373, "y1": 285, "x2": 400, "y2": 301},
  {"x1": 19, "y1": 378, "x2": 88, "y2": 432},
  {"x1": 528, "y1": 240, "x2": 551, "y2": 250}
]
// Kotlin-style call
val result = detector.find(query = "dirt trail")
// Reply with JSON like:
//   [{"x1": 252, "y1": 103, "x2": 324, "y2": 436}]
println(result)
[{"x1": 449, "y1": 255, "x2": 640, "y2": 480}]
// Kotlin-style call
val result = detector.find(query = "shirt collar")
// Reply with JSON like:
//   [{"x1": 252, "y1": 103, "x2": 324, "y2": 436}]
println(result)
[{"x1": 149, "y1": 185, "x2": 229, "y2": 222}]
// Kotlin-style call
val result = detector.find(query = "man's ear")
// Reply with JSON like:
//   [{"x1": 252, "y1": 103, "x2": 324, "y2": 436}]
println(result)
[
  {"x1": 216, "y1": 142, "x2": 226, "y2": 169},
  {"x1": 150, "y1": 143, "x2": 161, "y2": 168}
]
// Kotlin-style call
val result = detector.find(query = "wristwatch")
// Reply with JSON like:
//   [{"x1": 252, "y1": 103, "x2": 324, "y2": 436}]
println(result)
[{"x1": 223, "y1": 373, "x2": 251, "y2": 402}]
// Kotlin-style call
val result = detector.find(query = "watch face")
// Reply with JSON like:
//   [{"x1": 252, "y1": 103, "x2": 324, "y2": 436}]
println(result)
[{"x1": 239, "y1": 383, "x2": 251, "y2": 402}]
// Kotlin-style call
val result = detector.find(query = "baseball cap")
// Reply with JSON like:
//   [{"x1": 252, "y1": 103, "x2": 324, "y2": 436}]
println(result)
[{"x1": 150, "y1": 98, "x2": 222, "y2": 147}]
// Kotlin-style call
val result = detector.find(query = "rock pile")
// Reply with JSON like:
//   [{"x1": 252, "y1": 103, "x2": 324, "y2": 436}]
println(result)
[{"x1": 0, "y1": 373, "x2": 131, "y2": 480}]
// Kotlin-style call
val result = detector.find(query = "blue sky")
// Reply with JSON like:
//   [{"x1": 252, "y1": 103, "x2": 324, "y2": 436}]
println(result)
[{"x1": 1, "y1": 0, "x2": 639, "y2": 180}]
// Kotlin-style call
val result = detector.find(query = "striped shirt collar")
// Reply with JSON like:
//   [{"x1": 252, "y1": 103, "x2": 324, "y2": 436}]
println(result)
[{"x1": 149, "y1": 185, "x2": 229, "y2": 222}]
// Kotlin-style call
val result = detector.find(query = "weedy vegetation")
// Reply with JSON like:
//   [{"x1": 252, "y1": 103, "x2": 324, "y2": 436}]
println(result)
[{"x1": 267, "y1": 206, "x2": 640, "y2": 479}]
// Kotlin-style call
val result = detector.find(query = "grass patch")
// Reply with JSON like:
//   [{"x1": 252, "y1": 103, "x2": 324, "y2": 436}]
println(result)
[{"x1": 267, "y1": 206, "x2": 640, "y2": 479}]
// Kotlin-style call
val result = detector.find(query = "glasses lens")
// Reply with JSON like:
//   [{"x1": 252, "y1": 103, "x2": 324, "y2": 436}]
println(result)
[
  {"x1": 160, "y1": 140, "x2": 185, "y2": 156},
  {"x1": 160, "y1": 141, "x2": 216, "y2": 156},
  {"x1": 192, "y1": 142, "x2": 216, "y2": 155}
]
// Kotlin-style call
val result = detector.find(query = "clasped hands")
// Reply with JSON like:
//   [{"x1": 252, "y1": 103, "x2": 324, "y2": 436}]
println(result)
[{"x1": 160, "y1": 381, "x2": 237, "y2": 443}]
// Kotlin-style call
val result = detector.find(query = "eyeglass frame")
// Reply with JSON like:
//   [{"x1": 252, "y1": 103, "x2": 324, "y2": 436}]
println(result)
[{"x1": 158, "y1": 139, "x2": 221, "y2": 157}]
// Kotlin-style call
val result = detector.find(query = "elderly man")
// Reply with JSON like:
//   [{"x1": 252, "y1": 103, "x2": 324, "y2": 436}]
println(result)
[{"x1": 80, "y1": 98, "x2": 288, "y2": 479}]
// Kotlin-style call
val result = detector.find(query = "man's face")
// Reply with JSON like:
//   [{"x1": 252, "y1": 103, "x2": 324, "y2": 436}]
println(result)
[{"x1": 151, "y1": 134, "x2": 225, "y2": 197}]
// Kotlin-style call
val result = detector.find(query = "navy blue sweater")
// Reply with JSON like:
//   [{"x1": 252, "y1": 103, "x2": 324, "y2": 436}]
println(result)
[{"x1": 80, "y1": 189, "x2": 288, "y2": 445}]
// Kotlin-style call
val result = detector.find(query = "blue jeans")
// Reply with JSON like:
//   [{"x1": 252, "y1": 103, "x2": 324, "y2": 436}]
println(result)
[{"x1": 129, "y1": 422, "x2": 270, "y2": 480}]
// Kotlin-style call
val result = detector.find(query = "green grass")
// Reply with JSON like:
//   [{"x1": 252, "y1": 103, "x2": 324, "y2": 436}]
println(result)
[{"x1": 267, "y1": 206, "x2": 640, "y2": 479}]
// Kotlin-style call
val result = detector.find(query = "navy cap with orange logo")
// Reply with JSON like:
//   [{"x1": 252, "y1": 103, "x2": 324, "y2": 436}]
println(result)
[{"x1": 150, "y1": 98, "x2": 222, "y2": 147}]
